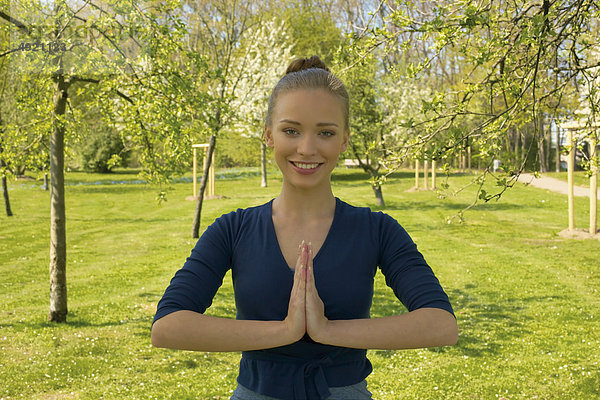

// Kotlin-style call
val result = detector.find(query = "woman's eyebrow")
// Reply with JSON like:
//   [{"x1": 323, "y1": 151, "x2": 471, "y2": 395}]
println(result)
[
  {"x1": 279, "y1": 119, "x2": 301, "y2": 125},
  {"x1": 279, "y1": 119, "x2": 338, "y2": 127}
]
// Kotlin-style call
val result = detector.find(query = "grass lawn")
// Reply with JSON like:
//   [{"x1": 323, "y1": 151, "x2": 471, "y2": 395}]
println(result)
[
  {"x1": 1, "y1": 167, "x2": 599, "y2": 399},
  {"x1": 544, "y1": 171, "x2": 595, "y2": 188}
]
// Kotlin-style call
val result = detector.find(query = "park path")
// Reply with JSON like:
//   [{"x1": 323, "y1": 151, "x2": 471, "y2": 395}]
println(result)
[{"x1": 518, "y1": 173, "x2": 599, "y2": 197}]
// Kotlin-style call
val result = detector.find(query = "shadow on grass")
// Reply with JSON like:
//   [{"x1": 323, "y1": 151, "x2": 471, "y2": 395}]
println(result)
[
  {"x1": 370, "y1": 283, "x2": 556, "y2": 358},
  {"x1": 332, "y1": 170, "x2": 370, "y2": 182},
  {"x1": 66, "y1": 216, "x2": 179, "y2": 224},
  {"x1": 367, "y1": 198, "x2": 521, "y2": 213},
  {"x1": 13, "y1": 318, "x2": 128, "y2": 330},
  {"x1": 444, "y1": 287, "x2": 569, "y2": 358},
  {"x1": 69, "y1": 185, "x2": 153, "y2": 195},
  {"x1": 332, "y1": 169, "x2": 472, "y2": 182}
]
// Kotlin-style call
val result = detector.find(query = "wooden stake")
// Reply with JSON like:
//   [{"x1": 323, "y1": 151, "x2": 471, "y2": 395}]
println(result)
[
  {"x1": 431, "y1": 159, "x2": 437, "y2": 189},
  {"x1": 193, "y1": 147, "x2": 197, "y2": 198},
  {"x1": 209, "y1": 150, "x2": 215, "y2": 197},
  {"x1": 415, "y1": 159, "x2": 420, "y2": 188},
  {"x1": 424, "y1": 159, "x2": 429, "y2": 190},
  {"x1": 590, "y1": 138, "x2": 597, "y2": 235},
  {"x1": 555, "y1": 125, "x2": 561, "y2": 172},
  {"x1": 467, "y1": 146, "x2": 472, "y2": 172},
  {"x1": 567, "y1": 130, "x2": 575, "y2": 231},
  {"x1": 192, "y1": 144, "x2": 215, "y2": 199}
]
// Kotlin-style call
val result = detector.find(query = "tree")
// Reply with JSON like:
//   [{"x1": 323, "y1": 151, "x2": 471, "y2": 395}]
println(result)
[
  {"x1": 184, "y1": 0, "x2": 267, "y2": 238},
  {"x1": 229, "y1": 17, "x2": 294, "y2": 187},
  {"x1": 0, "y1": 114, "x2": 13, "y2": 217},
  {"x1": 266, "y1": 0, "x2": 344, "y2": 64},
  {"x1": 0, "y1": 11, "x2": 51, "y2": 216},
  {"x1": 344, "y1": 0, "x2": 599, "y2": 208},
  {"x1": 335, "y1": 49, "x2": 390, "y2": 205},
  {"x1": 1, "y1": 0, "x2": 207, "y2": 321}
]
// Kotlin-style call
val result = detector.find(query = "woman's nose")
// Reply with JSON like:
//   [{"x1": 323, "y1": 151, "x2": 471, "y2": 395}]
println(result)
[{"x1": 297, "y1": 133, "x2": 317, "y2": 156}]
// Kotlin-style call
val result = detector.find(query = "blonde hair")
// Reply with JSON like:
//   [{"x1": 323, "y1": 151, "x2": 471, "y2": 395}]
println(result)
[{"x1": 265, "y1": 55, "x2": 350, "y2": 131}]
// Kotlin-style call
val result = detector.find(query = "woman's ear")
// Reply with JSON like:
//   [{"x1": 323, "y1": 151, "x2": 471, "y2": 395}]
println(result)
[
  {"x1": 341, "y1": 130, "x2": 350, "y2": 152},
  {"x1": 265, "y1": 125, "x2": 274, "y2": 148}
]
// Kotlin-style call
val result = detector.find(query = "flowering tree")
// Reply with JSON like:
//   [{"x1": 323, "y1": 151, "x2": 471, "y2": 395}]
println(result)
[{"x1": 230, "y1": 18, "x2": 293, "y2": 187}]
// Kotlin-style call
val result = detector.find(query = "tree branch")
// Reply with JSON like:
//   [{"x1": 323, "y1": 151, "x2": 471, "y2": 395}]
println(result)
[{"x1": 0, "y1": 10, "x2": 30, "y2": 35}]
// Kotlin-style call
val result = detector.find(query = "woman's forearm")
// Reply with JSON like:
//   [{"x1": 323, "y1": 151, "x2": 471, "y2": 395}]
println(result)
[
  {"x1": 151, "y1": 310, "x2": 295, "y2": 352},
  {"x1": 316, "y1": 308, "x2": 458, "y2": 350}
]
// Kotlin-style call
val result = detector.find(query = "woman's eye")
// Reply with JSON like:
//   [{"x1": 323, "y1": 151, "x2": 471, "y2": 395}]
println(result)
[
  {"x1": 283, "y1": 128, "x2": 299, "y2": 135},
  {"x1": 320, "y1": 130, "x2": 335, "y2": 137}
]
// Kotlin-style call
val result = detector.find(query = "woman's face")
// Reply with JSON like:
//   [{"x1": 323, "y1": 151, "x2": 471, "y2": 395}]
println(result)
[{"x1": 265, "y1": 89, "x2": 349, "y2": 191}]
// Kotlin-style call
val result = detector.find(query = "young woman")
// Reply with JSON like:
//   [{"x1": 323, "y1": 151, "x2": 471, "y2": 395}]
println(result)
[{"x1": 151, "y1": 56, "x2": 458, "y2": 400}]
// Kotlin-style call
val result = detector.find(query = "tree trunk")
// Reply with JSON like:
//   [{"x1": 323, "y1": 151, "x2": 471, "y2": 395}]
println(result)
[
  {"x1": 260, "y1": 140, "x2": 267, "y2": 187},
  {"x1": 513, "y1": 128, "x2": 520, "y2": 163},
  {"x1": 505, "y1": 129, "x2": 512, "y2": 160},
  {"x1": 192, "y1": 134, "x2": 216, "y2": 238},
  {"x1": 349, "y1": 141, "x2": 385, "y2": 206},
  {"x1": 2, "y1": 173, "x2": 12, "y2": 217},
  {"x1": 49, "y1": 73, "x2": 69, "y2": 323},
  {"x1": 0, "y1": 114, "x2": 12, "y2": 216},
  {"x1": 44, "y1": 172, "x2": 49, "y2": 191},
  {"x1": 371, "y1": 184, "x2": 384, "y2": 207},
  {"x1": 521, "y1": 131, "x2": 526, "y2": 166}
]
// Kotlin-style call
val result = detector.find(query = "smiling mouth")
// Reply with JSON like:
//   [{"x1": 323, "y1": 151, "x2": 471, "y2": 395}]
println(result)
[{"x1": 291, "y1": 161, "x2": 322, "y2": 169}]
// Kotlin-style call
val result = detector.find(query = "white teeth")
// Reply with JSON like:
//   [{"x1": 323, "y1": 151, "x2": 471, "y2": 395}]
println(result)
[{"x1": 293, "y1": 162, "x2": 319, "y2": 169}]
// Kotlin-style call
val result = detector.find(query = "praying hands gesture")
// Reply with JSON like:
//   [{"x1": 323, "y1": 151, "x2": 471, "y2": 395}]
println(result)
[
  {"x1": 153, "y1": 241, "x2": 457, "y2": 353},
  {"x1": 283, "y1": 241, "x2": 330, "y2": 343}
]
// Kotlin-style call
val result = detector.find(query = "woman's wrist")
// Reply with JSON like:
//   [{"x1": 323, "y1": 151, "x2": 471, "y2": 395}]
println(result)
[{"x1": 307, "y1": 320, "x2": 333, "y2": 345}]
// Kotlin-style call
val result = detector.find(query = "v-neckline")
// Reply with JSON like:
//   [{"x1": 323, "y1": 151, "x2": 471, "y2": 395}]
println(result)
[{"x1": 268, "y1": 197, "x2": 340, "y2": 271}]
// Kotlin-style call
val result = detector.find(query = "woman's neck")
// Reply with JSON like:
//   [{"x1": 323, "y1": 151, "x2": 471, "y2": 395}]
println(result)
[{"x1": 273, "y1": 182, "x2": 336, "y2": 221}]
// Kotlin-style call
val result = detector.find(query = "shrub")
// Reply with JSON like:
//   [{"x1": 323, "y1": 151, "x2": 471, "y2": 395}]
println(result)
[{"x1": 79, "y1": 130, "x2": 129, "y2": 173}]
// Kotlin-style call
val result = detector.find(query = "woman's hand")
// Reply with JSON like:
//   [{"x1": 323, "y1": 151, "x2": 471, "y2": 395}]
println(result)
[
  {"x1": 304, "y1": 242, "x2": 330, "y2": 342},
  {"x1": 283, "y1": 242, "x2": 330, "y2": 343},
  {"x1": 282, "y1": 241, "x2": 308, "y2": 342}
]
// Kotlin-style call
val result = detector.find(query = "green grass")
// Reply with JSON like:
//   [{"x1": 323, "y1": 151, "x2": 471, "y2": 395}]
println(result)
[
  {"x1": 544, "y1": 171, "x2": 595, "y2": 188},
  {"x1": 1, "y1": 168, "x2": 599, "y2": 399}
]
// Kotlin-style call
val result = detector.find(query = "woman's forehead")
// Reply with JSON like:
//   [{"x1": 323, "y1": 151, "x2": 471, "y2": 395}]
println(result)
[{"x1": 274, "y1": 89, "x2": 345, "y2": 124}]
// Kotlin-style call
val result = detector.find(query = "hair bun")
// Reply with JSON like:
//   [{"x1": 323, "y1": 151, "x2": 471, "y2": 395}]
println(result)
[{"x1": 285, "y1": 55, "x2": 330, "y2": 74}]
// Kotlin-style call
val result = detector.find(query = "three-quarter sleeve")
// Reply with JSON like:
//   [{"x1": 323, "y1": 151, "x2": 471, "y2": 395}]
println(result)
[
  {"x1": 152, "y1": 211, "x2": 238, "y2": 324},
  {"x1": 377, "y1": 212, "x2": 454, "y2": 318}
]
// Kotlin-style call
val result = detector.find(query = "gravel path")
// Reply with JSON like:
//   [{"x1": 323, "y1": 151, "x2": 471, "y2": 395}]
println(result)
[{"x1": 518, "y1": 173, "x2": 599, "y2": 197}]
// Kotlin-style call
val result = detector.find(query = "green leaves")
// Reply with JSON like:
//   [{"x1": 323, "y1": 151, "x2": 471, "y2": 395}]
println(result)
[{"x1": 339, "y1": 0, "x2": 599, "y2": 213}]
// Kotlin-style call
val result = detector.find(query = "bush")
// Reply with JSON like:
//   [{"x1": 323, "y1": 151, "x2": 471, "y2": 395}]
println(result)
[
  {"x1": 79, "y1": 130, "x2": 129, "y2": 173},
  {"x1": 216, "y1": 131, "x2": 263, "y2": 168}
]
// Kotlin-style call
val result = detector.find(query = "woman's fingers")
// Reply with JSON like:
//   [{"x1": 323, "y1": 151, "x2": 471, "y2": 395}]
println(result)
[
  {"x1": 283, "y1": 241, "x2": 307, "y2": 342},
  {"x1": 307, "y1": 242, "x2": 313, "y2": 282},
  {"x1": 305, "y1": 242, "x2": 315, "y2": 290},
  {"x1": 304, "y1": 242, "x2": 329, "y2": 342},
  {"x1": 290, "y1": 241, "x2": 305, "y2": 301},
  {"x1": 293, "y1": 240, "x2": 306, "y2": 285}
]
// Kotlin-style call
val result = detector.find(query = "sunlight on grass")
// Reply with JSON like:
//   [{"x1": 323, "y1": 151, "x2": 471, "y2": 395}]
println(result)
[
  {"x1": 1, "y1": 168, "x2": 599, "y2": 399},
  {"x1": 545, "y1": 171, "x2": 593, "y2": 188}
]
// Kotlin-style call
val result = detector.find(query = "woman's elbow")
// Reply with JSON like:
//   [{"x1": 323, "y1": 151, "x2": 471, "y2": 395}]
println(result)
[
  {"x1": 446, "y1": 322, "x2": 459, "y2": 346},
  {"x1": 442, "y1": 312, "x2": 459, "y2": 346},
  {"x1": 151, "y1": 319, "x2": 168, "y2": 348},
  {"x1": 424, "y1": 308, "x2": 458, "y2": 347}
]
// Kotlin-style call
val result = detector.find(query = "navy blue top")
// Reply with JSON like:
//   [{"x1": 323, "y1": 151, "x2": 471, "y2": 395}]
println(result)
[{"x1": 153, "y1": 198, "x2": 454, "y2": 399}]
